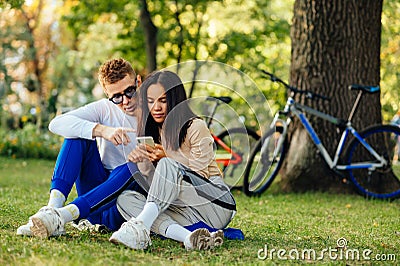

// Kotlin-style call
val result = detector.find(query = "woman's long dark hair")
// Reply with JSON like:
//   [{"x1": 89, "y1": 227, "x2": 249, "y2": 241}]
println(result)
[{"x1": 137, "y1": 70, "x2": 198, "y2": 150}]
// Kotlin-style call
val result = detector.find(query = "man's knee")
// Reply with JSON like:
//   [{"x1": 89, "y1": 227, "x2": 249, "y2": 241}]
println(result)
[
  {"x1": 63, "y1": 138, "x2": 94, "y2": 145},
  {"x1": 60, "y1": 138, "x2": 97, "y2": 155}
]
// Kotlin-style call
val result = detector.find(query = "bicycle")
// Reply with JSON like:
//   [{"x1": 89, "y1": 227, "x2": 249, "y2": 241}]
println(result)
[
  {"x1": 204, "y1": 96, "x2": 260, "y2": 189},
  {"x1": 243, "y1": 71, "x2": 400, "y2": 199}
]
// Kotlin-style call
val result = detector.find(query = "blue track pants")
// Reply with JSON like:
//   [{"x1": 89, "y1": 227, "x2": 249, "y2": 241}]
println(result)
[{"x1": 50, "y1": 138, "x2": 143, "y2": 230}]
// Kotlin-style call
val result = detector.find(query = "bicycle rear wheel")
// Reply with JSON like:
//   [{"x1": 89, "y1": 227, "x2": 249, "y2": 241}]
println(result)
[
  {"x1": 217, "y1": 127, "x2": 259, "y2": 189},
  {"x1": 243, "y1": 126, "x2": 287, "y2": 196},
  {"x1": 346, "y1": 124, "x2": 400, "y2": 199}
]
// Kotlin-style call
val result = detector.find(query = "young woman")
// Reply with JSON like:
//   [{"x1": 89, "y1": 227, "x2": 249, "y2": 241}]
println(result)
[{"x1": 110, "y1": 70, "x2": 237, "y2": 250}]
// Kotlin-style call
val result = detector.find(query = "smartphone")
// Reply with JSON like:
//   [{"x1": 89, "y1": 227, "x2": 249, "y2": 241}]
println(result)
[{"x1": 136, "y1": 136, "x2": 155, "y2": 148}]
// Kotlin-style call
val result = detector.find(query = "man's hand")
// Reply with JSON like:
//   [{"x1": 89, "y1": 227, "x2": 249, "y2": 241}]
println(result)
[{"x1": 93, "y1": 124, "x2": 135, "y2": 146}]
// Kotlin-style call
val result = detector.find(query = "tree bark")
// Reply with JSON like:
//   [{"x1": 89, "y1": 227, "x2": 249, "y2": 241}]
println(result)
[
  {"x1": 140, "y1": 0, "x2": 158, "y2": 72},
  {"x1": 280, "y1": 0, "x2": 383, "y2": 192}
]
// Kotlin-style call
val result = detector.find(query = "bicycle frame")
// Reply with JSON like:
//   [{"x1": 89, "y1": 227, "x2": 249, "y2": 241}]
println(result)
[
  {"x1": 213, "y1": 134, "x2": 242, "y2": 166},
  {"x1": 206, "y1": 96, "x2": 245, "y2": 168},
  {"x1": 269, "y1": 95, "x2": 388, "y2": 172}
]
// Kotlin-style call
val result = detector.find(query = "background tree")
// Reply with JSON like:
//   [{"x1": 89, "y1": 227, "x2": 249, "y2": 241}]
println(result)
[
  {"x1": 59, "y1": 0, "x2": 293, "y2": 127},
  {"x1": 0, "y1": 0, "x2": 398, "y2": 167},
  {"x1": 140, "y1": 0, "x2": 157, "y2": 72},
  {"x1": 280, "y1": 0, "x2": 384, "y2": 192},
  {"x1": 62, "y1": 0, "x2": 153, "y2": 73},
  {"x1": 0, "y1": 0, "x2": 57, "y2": 130}
]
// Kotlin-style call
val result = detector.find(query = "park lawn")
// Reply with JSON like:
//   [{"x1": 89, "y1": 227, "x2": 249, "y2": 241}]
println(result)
[{"x1": 0, "y1": 157, "x2": 399, "y2": 265}]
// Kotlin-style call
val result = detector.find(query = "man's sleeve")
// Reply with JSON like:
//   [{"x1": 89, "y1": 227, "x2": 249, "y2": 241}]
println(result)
[{"x1": 48, "y1": 100, "x2": 106, "y2": 139}]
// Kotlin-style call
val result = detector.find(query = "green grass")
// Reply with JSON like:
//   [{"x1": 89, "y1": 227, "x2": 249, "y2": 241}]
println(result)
[{"x1": 1, "y1": 157, "x2": 399, "y2": 265}]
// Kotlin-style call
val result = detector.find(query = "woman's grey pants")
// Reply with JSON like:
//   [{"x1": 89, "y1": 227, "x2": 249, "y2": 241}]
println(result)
[{"x1": 117, "y1": 157, "x2": 236, "y2": 236}]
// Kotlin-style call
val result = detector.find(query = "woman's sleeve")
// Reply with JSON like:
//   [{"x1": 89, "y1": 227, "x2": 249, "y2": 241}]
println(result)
[{"x1": 187, "y1": 119, "x2": 216, "y2": 177}]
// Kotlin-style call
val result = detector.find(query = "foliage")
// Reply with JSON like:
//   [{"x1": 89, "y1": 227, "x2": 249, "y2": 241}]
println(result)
[
  {"x1": 0, "y1": 157, "x2": 399, "y2": 264},
  {"x1": 0, "y1": 123, "x2": 61, "y2": 159},
  {"x1": 380, "y1": 0, "x2": 400, "y2": 121},
  {"x1": 60, "y1": 0, "x2": 293, "y2": 130},
  {"x1": 0, "y1": 0, "x2": 130, "y2": 131},
  {"x1": 62, "y1": 0, "x2": 146, "y2": 70},
  {"x1": 0, "y1": 0, "x2": 23, "y2": 8},
  {"x1": 0, "y1": 0, "x2": 62, "y2": 130},
  {"x1": 0, "y1": 0, "x2": 398, "y2": 133}
]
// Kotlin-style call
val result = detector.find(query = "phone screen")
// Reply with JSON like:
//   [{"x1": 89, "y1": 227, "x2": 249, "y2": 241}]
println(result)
[{"x1": 136, "y1": 136, "x2": 155, "y2": 148}]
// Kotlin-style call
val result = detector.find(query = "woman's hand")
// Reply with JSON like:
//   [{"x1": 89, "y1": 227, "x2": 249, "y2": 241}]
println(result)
[
  {"x1": 145, "y1": 143, "x2": 166, "y2": 162},
  {"x1": 128, "y1": 143, "x2": 165, "y2": 163},
  {"x1": 128, "y1": 146, "x2": 148, "y2": 163}
]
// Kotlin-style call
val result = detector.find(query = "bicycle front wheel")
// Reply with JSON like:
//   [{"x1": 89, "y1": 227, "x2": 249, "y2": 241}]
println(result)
[
  {"x1": 346, "y1": 124, "x2": 400, "y2": 199},
  {"x1": 217, "y1": 127, "x2": 260, "y2": 189},
  {"x1": 243, "y1": 126, "x2": 287, "y2": 196}
]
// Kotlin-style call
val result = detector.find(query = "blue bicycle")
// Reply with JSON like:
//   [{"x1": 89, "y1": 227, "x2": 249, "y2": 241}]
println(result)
[{"x1": 243, "y1": 71, "x2": 400, "y2": 199}]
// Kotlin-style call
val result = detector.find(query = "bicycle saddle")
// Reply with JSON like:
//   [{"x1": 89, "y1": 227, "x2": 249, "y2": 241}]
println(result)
[
  {"x1": 348, "y1": 84, "x2": 380, "y2": 93},
  {"x1": 207, "y1": 96, "x2": 232, "y2": 104}
]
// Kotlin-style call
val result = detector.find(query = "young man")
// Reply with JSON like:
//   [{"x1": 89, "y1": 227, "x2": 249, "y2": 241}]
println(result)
[{"x1": 17, "y1": 58, "x2": 143, "y2": 236}]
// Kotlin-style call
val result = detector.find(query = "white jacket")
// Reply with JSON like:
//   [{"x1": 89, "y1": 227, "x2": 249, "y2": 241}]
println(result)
[{"x1": 49, "y1": 99, "x2": 137, "y2": 171}]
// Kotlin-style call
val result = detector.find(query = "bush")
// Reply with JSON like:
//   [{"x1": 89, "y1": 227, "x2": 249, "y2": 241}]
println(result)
[{"x1": 0, "y1": 123, "x2": 62, "y2": 159}]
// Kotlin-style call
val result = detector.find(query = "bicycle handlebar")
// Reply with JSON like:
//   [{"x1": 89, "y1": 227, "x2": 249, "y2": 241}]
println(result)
[{"x1": 262, "y1": 70, "x2": 331, "y2": 101}]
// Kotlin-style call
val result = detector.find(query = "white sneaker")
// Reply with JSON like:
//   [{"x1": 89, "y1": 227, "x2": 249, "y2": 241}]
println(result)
[
  {"x1": 109, "y1": 218, "x2": 151, "y2": 250},
  {"x1": 30, "y1": 207, "x2": 66, "y2": 238},
  {"x1": 184, "y1": 228, "x2": 224, "y2": 250},
  {"x1": 16, "y1": 219, "x2": 33, "y2": 236}
]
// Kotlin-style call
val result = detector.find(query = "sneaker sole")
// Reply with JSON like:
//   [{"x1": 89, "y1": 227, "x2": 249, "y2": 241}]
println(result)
[
  {"x1": 109, "y1": 232, "x2": 150, "y2": 250},
  {"x1": 211, "y1": 230, "x2": 224, "y2": 248},
  {"x1": 189, "y1": 228, "x2": 212, "y2": 250},
  {"x1": 109, "y1": 233, "x2": 124, "y2": 246},
  {"x1": 31, "y1": 217, "x2": 49, "y2": 238}
]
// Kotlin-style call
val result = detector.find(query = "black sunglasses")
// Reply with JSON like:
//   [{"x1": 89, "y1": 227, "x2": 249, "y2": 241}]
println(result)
[{"x1": 109, "y1": 84, "x2": 137, "y2": 104}]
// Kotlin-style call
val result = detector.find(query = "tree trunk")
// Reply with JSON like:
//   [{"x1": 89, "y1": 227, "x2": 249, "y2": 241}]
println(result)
[
  {"x1": 21, "y1": 0, "x2": 48, "y2": 132},
  {"x1": 280, "y1": 0, "x2": 383, "y2": 193},
  {"x1": 140, "y1": 0, "x2": 158, "y2": 72}
]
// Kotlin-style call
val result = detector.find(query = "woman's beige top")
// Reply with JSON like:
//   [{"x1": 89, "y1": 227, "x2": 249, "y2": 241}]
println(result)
[
  {"x1": 164, "y1": 118, "x2": 221, "y2": 178},
  {"x1": 138, "y1": 118, "x2": 222, "y2": 180}
]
